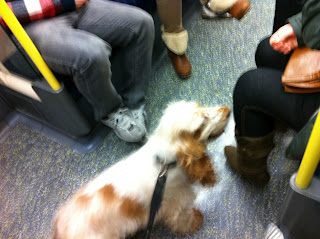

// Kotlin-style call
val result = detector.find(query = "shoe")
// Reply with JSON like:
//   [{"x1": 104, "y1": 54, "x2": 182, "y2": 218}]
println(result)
[
  {"x1": 101, "y1": 107, "x2": 146, "y2": 142},
  {"x1": 131, "y1": 104, "x2": 147, "y2": 132},
  {"x1": 168, "y1": 49, "x2": 191, "y2": 79},
  {"x1": 224, "y1": 130, "x2": 274, "y2": 186},
  {"x1": 202, "y1": 6, "x2": 232, "y2": 19},
  {"x1": 228, "y1": 0, "x2": 251, "y2": 20},
  {"x1": 264, "y1": 223, "x2": 284, "y2": 239}
]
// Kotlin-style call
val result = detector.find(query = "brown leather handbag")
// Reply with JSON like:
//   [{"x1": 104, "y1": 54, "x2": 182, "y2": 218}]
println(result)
[{"x1": 282, "y1": 46, "x2": 320, "y2": 93}]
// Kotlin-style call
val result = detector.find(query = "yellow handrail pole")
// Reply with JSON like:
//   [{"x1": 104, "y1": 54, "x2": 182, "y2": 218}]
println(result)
[
  {"x1": 295, "y1": 111, "x2": 320, "y2": 189},
  {"x1": 0, "y1": 0, "x2": 61, "y2": 91}
]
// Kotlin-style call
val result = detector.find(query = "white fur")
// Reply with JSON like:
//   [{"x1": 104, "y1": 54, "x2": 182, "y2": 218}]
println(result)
[{"x1": 53, "y1": 101, "x2": 230, "y2": 239}]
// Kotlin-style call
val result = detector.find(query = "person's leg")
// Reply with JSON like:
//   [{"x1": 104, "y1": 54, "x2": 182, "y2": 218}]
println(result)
[
  {"x1": 157, "y1": 0, "x2": 183, "y2": 33},
  {"x1": 75, "y1": 0, "x2": 154, "y2": 110},
  {"x1": 156, "y1": 0, "x2": 191, "y2": 79},
  {"x1": 255, "y1": 37, "x2": 291, "y2": 70},
  {"x1": 224, "y1": 34, "x2": 320, "y2": 185},
  {"x1": 226, "y1": 66, "x2": 320, "y2": 185},
  {"x1": 24, "y1": 15, "x2": 122, "y2": 121},
  {"x1": 234, "y1": 68, "x2": 320, "y2": 137},
  {"x1": 25, "y1": 11, "x2": 148, "y2": 142}
]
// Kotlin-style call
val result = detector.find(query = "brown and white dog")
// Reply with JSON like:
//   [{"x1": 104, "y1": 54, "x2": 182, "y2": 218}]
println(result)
[{"x1": 53, "y1": 101, "x2": 230, "y2": 239}]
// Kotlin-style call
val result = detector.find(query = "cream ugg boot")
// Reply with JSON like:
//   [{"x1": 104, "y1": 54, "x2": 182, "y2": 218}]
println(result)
[
  {"x1": 208, "y1": 0, "x2": 237, "y2": 12},
  {"x1": 161, "y1": 27, "x2": 188, "y2": 55},
  {"x1": 161, "y1": 27, "x2": 191, "y2": 78},
  {"x1": 202, "y1": 0, "x2": 251, "y2": 20}
]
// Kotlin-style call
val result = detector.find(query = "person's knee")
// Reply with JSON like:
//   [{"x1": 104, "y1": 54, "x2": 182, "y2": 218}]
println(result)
[
  {"x1": 235, "y1": 71, "x2": 254, "y2": 90},
  {"x1": 142, "y1": 14, "x2": 155, "y2": 40},
  {"x1": 234, "y1": 70, "x2": 257, "y2": 101},
  {"x1": 135, "y1": 11, "x2": 155, "y2": 41},
  {"x1": 81, "y1": 38, "x2": 111, "y2": 70},
  {"x1": 255, "y1": 37, "x2": 272, "y2": 66},
  {"x1": 142, "y1": 12, "x2": 155, "y2": 32},
  {"x1": 25, "y1": 21, "x2": 56, "y2": 47},
  {"x1": 256, "y1": 38, "x2": 270, "y2": 57}
]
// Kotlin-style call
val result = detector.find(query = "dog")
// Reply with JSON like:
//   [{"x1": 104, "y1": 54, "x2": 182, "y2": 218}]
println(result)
[{"x1": 53, "y1": 101, "x2": 230, "y2": 239}]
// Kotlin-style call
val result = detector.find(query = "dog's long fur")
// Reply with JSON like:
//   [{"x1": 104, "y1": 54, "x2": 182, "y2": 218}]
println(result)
[{"x1": 53, "y1": 101, "x2": 230, "y2": 239}]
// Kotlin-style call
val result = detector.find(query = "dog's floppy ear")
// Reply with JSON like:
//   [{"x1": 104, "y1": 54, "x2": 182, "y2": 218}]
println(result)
[{"x1": 176, "y1": 131, "x2": 216, "y2": 186}]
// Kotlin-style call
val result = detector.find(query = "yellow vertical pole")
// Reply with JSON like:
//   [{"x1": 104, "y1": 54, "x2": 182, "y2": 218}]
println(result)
[
  {"x1": 295, "y1": 111, "x2": 320, "y2": 189},
  {"x1": 0, "y1": 0, "x2": 61, "y2": 91}
]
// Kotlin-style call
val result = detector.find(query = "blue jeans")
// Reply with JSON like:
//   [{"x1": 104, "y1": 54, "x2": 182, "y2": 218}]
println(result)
[{"x1": 24, "y1": 0, "x2": 154, "y2": 121}]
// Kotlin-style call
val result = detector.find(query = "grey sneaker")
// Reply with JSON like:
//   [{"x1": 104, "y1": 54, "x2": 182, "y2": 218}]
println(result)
[
  {"x1": 131, "y1": 104, "x2": 147, "y2": 132},
  {"x1": 264, "y1": 223, "x2": 284, "y2": 239},
  {"x1": 101, "y1": 107, "x2": 146, "y2": 142},
  {"x1": 201, "y1": 5, "x2": 231, "y2": 19}
]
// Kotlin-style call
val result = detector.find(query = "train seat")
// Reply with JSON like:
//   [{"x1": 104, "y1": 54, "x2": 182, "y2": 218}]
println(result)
[{"x1": 0, "y1": 0, "x2": 200, "y2": 152}]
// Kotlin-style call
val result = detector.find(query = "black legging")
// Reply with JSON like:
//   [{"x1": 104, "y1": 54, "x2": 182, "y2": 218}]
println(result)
[{"x1": 233, "y1": 37, "x2": 320, "y2": 137}]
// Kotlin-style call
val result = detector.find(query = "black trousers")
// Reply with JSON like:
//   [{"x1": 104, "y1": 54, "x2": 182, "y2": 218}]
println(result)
[{"x1": 233, "y1": 38, "x2": 320, "y2": 137}]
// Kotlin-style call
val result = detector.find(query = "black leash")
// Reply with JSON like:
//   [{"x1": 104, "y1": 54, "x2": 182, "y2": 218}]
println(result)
[{"x1": 143, "y1": 156, "x2": 176, "y2": 239}]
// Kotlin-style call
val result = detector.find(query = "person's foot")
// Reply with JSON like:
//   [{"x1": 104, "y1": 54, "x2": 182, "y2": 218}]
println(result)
[
  {"x1": 101, "y1": 107, "x2": 146, "y2": 142},
  {"x1": 228, "y1": 0, "x2": 251, "y2": 20},
  {"x1": 224, "y1": 146, "x2": 270, "y2": 186},
  {"x1": 168, "y1": 49, "x2": 191, "y2": 79},
  {"x1": 264, "y1": 223, "x2": 284, "y2": 239},
  {"x1": 201, "y1": 5, "x2": 231, "y2": 19},
  {"x1": 204, "y1": 0, "x2": 251, "y2": 20}
]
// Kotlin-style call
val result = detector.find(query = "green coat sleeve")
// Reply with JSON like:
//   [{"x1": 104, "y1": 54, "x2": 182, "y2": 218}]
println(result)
[
  {"x1": 287, "y1": 0, "x2": 320, "y2": 50},
  {"x1": 301, "y1": 0, "x2": 320, "y2": 50},
  {"x1": 287, "y1": 13, "x2": 303, "y2": 47}
]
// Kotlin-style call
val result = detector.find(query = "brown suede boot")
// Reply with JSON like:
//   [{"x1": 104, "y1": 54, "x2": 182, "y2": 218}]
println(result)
[
  {"x1": 224, "y1": 131, "x2": 274, "y2": 186},
  {"x1": 168, "y1": 49, "x2": 192, "y2": 79}
]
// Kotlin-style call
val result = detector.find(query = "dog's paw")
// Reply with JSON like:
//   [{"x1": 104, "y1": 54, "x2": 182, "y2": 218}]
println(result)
[{"x1": 190, "y1": 208, "x2": 204, "y2": 232}]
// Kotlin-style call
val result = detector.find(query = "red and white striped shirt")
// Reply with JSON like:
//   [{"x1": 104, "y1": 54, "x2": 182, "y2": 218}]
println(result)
[{"x1": 0, "y1": 0, "x2": 76, "y2": 27}]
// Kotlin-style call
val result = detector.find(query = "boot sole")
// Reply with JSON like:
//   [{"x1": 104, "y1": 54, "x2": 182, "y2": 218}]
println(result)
[{"x1": 177, "y1": 72, "x2": 192, "y2": 79}]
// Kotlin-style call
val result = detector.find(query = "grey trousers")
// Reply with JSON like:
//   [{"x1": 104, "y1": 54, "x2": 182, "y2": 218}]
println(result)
[{"x1": 25, "y1": 0, "x2": 154, "y2": 121}]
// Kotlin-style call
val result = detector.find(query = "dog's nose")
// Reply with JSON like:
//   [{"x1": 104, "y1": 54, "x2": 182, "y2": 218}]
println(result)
[{"x1": 219, "y1": 107, "x2": 231, "y2": 118}]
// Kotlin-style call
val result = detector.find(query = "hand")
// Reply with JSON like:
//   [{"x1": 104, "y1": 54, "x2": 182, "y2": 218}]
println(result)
[
  {"x1": 75, "y1": 0, "x2": 89, "y2": 9},
  {"x1": 270, "y1": 24, "x2": 298, "y2": 54}
]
